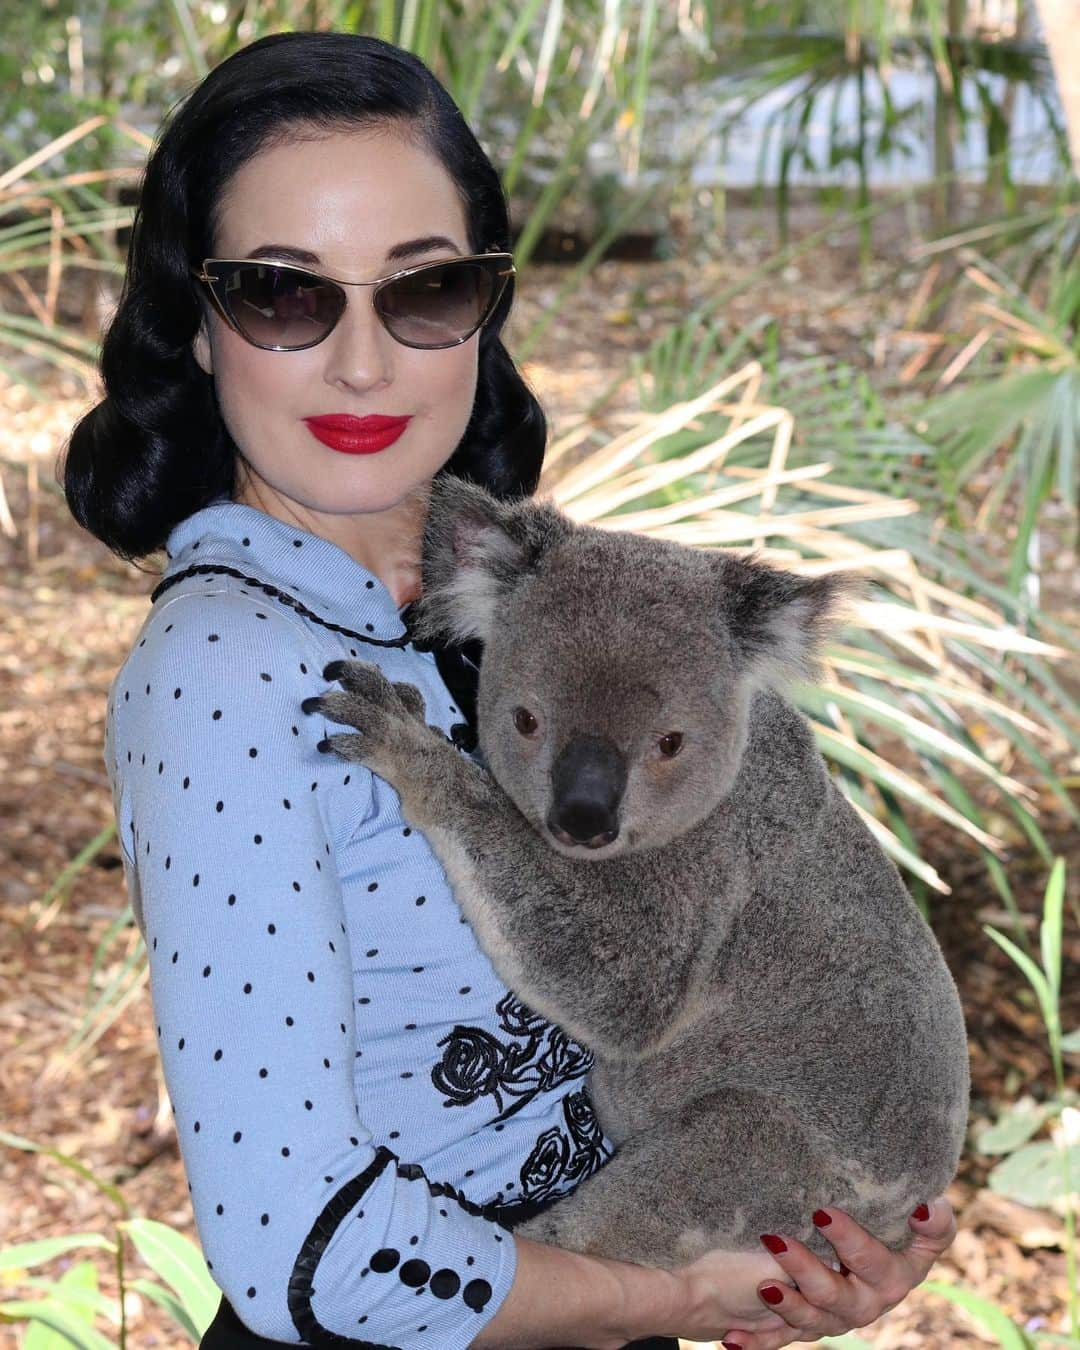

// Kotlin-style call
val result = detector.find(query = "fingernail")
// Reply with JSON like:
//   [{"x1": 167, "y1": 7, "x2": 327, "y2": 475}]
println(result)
[
  {"x1": 812, "y1": 1208, "x2": 832, "y2": 1227},
  {"x1": 722, "y1": 1342, "x2": 744, "y2": 1350},
  {"x1": 760, "y1": 1285, "x2": 785, "y2": 1305},
  {"x1": 911, "y1": 1202, "x2": 931, "y2": 1222},
  {"x1": 759, "y1": 1233, "x2": 787, "y2": 1254}
]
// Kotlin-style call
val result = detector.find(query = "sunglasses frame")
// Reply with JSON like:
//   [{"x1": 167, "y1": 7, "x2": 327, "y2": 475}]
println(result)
[{"x1": 191, "y1": 251, "x2": 516, "y2": 352}]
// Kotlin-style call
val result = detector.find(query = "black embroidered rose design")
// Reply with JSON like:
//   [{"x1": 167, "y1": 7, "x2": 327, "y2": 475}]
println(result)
[
  {"x1": 564, "y1": 1087, "x2": 606, "y2": 1152},
  {"x1": 535, "y1": 1026, "x2": 592, "y2": 1092},
  {"x1": 432, "y1": 994, "x2": 594, "y2": 1123},
  {"x1": 431, "y1": 996, "x2": 612, "y2": 1205},
  {"x1": 558, "y1": 1088, "x2": 612, "y2": 1187},
  {"x1": 519, "y1": 1126, "x2": 572, "y2": 1204},
  {"x1": 431, "y1": 1026, "x2": 509, "y2": 1108},
  {"x1": 496, "y1": 990, "x2": 548, "y2": 1040}
]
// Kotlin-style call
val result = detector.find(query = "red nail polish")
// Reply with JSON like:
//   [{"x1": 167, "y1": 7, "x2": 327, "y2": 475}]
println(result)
[
  {"x1": 760, "y1": 1285, "x2": 785, "y2": 1305},
  {"x1": 759, "y1": 1233, "x2": 787, "y2": 1254},
  {"x1": 812, "y1": 1208, "x2": 832, "y2": 1227},
  {"x1": 911, "y1": 1202, "x2": 931, "y2": 1222},
  {"x1": 722, "y1": 1342, "x2": 744, "y2": 1350}
]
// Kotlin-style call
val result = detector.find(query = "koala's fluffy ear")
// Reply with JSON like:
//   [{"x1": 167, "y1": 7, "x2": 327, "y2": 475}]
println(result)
[
  {"x1": 413, "y1": 476, "x2": 571, "y2": 645},
  {"x1": 716, "y1": 552, "x2": 868, "y2": 690}
]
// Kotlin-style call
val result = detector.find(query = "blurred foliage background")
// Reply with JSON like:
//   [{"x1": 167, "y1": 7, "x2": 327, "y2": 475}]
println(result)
[{"x1": 1, "y1": 2, "x2": 1078, "y2": 1347}]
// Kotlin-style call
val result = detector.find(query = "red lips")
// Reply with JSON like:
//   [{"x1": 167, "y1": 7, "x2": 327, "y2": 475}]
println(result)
[{"x1": 303, "y1": 413, "x2": 411, "y2": 454}]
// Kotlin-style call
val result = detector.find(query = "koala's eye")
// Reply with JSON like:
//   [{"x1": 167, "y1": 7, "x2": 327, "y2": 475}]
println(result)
[
  {"x1": 658, "y1": 732, "x2": 683, "y2": 758},
  {"x1": 513, "y1": 707, "x2": 539, "y2": 737}
]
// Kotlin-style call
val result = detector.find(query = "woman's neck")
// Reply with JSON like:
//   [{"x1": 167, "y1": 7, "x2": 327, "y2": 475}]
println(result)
[{"x1": 232, "y1": 468, "x2": 427, "y2": 609}]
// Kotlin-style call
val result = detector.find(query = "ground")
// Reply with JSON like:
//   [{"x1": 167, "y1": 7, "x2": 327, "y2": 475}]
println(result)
[{"x1": 0, "y1": 200, "x2": 1077, "y2": 1348}]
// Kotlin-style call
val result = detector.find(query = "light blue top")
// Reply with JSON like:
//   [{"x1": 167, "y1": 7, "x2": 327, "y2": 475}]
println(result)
[{"x1": 104, "y1": 499, "x2": 614, "y2": 1347}]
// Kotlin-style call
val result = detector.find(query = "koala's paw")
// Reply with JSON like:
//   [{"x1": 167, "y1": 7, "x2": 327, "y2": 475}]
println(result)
[{"x1": 300, "y1": 659, "x2": 438, "y2": 777}]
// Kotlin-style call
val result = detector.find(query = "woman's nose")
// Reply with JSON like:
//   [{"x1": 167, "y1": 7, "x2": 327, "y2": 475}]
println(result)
[{"x1": 321, "y1": 291, "x2": 394, "y2": 392}]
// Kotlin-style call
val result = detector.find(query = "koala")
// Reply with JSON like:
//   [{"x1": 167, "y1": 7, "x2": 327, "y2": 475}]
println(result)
[{"x1": 306, "y1": 474, "x2": 971, "y2": 1270}]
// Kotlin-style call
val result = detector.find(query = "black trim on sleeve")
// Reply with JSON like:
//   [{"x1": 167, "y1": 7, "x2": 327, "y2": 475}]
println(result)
[
  {"x1": 287, "y1": 1146, "x2": 401, "y2": 1347},
  {"x1": 287, "y1": 1148, "x2": 517, "y2": 1346}
]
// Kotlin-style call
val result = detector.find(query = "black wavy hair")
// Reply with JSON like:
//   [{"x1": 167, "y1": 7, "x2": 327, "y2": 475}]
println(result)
[{"x1": 62, "y1": 30, "x2": 546, "y2": 564}]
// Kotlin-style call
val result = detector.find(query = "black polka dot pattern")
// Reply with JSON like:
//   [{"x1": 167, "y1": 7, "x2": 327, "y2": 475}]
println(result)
[{"x1": 103, "y1": 506, "x2": 607, "y2": 1345}]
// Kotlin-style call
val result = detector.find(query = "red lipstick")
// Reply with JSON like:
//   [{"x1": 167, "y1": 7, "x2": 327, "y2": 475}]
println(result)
[{"x1": 304, "y1": 414, "x2": 411, "y2": 455}]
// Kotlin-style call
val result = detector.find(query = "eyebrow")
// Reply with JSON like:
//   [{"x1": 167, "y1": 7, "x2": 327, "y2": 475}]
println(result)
[{"x1": 244, "y1": 235, "x2": 464, "y2": 267}]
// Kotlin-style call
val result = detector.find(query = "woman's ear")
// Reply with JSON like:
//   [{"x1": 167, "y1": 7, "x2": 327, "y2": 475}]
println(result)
[{"x1": 192, "y1": 321, "x2": 213, "y2": 376}]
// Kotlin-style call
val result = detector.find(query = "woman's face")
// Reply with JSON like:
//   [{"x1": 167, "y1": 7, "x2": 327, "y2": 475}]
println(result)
[{"x1": 193, "y1": 123, "x2": 481, "y2": 558}]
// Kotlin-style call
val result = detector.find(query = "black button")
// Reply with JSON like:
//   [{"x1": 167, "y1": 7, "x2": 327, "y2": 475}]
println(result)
[
  {"x1": 399, "y1": 1258, "x2": 430, "y2": 1287},
  {"x1": 430, "y1": 1268, "x2": 461, "y2": 1299},
  {"x1": 463, "y1": 1278, "x2": 492, "y2": 1311}
]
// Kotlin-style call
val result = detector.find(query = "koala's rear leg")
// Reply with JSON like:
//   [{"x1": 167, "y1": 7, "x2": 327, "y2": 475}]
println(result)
[{"x1": 514, "y1": 1088, "x2": 854, "y2": 1269}]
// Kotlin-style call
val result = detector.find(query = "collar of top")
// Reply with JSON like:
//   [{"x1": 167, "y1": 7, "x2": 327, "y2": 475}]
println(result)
[{"x1": 161, "y1": 499, "x2": 412, "y2": 644}]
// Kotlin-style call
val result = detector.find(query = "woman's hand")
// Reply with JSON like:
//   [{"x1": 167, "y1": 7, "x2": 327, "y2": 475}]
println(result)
[{"x1": 711, "y1": 1197, "x2": 958, "y2": 1350}]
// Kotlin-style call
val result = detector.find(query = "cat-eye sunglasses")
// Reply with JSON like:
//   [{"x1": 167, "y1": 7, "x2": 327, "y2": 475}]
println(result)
[{"x1": 191, "y1": 252, "x2": 515, "y2": 352}]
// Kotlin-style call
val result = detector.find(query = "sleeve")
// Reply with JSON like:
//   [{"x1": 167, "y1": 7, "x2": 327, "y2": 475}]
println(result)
[{"x1": 107, "y1": 588, "x2": 518, "y2": 1347}]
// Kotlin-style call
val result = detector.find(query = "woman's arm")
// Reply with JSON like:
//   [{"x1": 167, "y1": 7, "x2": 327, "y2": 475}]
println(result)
[
  {"x1": 469, "y1": 1198, "x2": 958, "y2": 1350},
  {"x1": 109, "y1": 588, "x2": 522, "y2": 1348},
  {"x1": 469, "y1": 1232, "x2": 785, "y2": 1350}
]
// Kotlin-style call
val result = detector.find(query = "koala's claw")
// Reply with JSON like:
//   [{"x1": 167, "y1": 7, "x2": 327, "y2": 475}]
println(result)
[
  {"x1": 310, "y1": 658, "x2": 428, "y2": 726},
  {"x1": 320, "y1": 658, "x2": 390, "y2": 696},
  {"x1": 323, "y1": 732, "x2": 367, "y2": 762},
  {"x1": 391, "y1": 681, "x2": 427, "y2": 722}
]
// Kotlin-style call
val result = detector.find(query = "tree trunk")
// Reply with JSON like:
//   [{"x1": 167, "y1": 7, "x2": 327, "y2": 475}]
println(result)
[{"x1": 1034, "y1": 0, "x2": 1080, "y2": 176}]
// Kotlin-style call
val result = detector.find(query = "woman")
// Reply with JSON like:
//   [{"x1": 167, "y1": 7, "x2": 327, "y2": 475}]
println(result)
[{"x1": 63, "y1": 31, "x2": 956, "y2": 1350}]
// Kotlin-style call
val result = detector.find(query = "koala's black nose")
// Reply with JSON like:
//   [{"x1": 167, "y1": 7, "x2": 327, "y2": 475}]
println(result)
[{"x1": 548, "y1": 734, "x2": 625, "y2": 848}]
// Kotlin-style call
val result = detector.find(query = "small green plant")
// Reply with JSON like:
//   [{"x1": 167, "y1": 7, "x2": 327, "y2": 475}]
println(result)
[
  {"x1": 919, "y1": 858, "x2": 1080, "y2": 1347},
  {"x1": 0, "y1": 1131, "x2": 219, "y2": 1346}
]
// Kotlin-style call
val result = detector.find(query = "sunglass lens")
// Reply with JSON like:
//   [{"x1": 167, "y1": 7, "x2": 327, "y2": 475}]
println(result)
[
  {"x1": 223, "y1": 265, "x2": 344, "y2": 348},
  {"x1": 378, "y1": 261, "x2": 498, "y2": 347}
]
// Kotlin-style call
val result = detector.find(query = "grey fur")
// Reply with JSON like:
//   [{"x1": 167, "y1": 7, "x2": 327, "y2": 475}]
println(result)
[{"x1": 310, "y1": 475, "x2": 970, "y2": 1269}]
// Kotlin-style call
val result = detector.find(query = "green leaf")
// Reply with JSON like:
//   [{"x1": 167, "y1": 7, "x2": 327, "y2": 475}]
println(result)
[
  {"x1": 921, "y1": 1280, "x2": 1032, "y2": 1349},
  {"x1": 983, "y1": 926, "x2": 1055, "y2": 1035},
  {"x1": 22, "y1": 1264, "x2": 107, "y2": 1327},
  {"x1": 0, "y1": 1132, "x2": 127, "y2": 1212},
  {"x1": 21, "y1": 1261, "x2": 103, "y2": 1350},
  {"x1": 988, "y1": 1140, "x2": 1080, "y2": 1208},
  {"x1": 128, "y1": 1277, "x2": 202, "y2": 1343},
  {"x1": 0, "y1": 1300, "x2": 115, "y2": 1350},
  {"x1": 119, "y1": 1219, "x2": 219, "y2": 1336},
  {"x1": 0, "y1": 1235, "x2": 115, "y2": 1272},
  {"x1": 976, "y1": 1099, "x2": 1051, "y2": 1155},
  {"x1": 1040, "y1": 858, "x2": 1066, "y2": 1004}
]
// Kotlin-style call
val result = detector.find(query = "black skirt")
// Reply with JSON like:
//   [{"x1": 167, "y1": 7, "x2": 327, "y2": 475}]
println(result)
[{"x1": 199, "y1": 1194, "x2": 679, "y2": 1349}]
